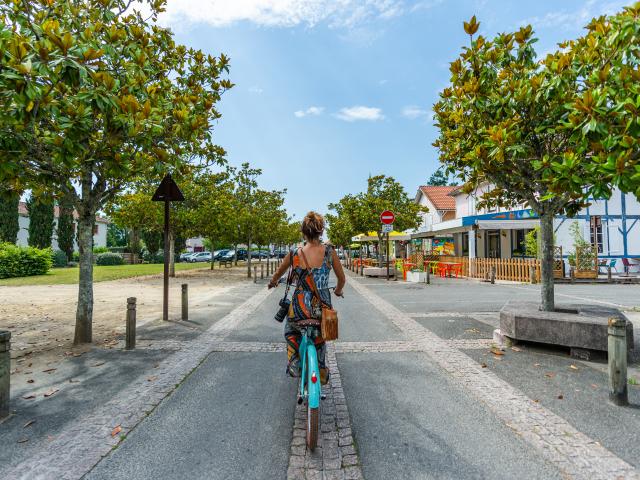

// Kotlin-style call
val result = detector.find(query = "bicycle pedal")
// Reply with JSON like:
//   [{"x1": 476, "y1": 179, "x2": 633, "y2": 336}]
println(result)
[
  {"x1": 297, "y1": 396, "x2": 303, "y2": 405},
  {"x1": 320, "y1": 394, "x2": 327, "y2": 400}
]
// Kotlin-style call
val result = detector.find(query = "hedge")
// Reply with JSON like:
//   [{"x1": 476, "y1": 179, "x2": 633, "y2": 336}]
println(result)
[
  {"x1": 0, "y1": 243, "x2": 53, "y2": 279},
  {"x1": 96, "y1": 252, "x2": 124, "y2": 266},
  {"x1": 52, "y1": 249, "x2": 69, "y2": 268}
]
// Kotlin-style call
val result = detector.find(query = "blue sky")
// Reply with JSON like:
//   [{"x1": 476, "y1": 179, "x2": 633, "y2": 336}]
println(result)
[{"x1": 152, "y1": 0, "x2": 629, "y2": 220}]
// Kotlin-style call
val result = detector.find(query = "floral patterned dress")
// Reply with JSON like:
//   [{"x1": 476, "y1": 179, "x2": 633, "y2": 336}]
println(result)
[{"x1": 284, "y1": 245, "x2": 333, "y2": 375}]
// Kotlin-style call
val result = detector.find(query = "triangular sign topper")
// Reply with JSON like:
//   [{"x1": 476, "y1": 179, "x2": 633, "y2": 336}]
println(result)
[{"x1": 152, "y1": 174, "x2": 185, "y2": 202}]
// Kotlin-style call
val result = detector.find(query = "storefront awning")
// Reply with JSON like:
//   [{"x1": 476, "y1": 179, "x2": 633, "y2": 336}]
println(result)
[
  {"x1": 351, "y1": 231, "x2": 412, "y2": 242},
  {"x1": 475, "y1": 219, "x2": 540, "y2": 230}
]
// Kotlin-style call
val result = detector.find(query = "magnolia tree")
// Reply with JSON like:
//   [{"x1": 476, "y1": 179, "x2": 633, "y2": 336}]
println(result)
[
  {"x1": 561, "y1": 5, "x2": 640, "y2": 199},
  {"x1": 433, "y1": 17, "x2": 601, "y2": 311},
  {"x1": 0, "y1": 1, "x2": 231, "y2": 343},
  {"x1": 329, "y1": 175, "x2": 423, "y2": 266}
]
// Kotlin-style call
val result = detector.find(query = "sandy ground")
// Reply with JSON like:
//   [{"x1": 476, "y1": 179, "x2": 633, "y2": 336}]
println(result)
[{"x1": 0, "y1": 265, "x2": 252, "y2": 365}]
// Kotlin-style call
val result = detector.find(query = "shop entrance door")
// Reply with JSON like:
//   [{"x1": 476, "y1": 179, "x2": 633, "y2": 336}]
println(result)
[{"x1": 486, "y1": 230, "x2": 501, "y2": 258}]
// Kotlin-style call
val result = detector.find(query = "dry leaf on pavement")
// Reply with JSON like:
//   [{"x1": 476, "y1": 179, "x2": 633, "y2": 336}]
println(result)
[
  {"x1": 557, "y1": 394, "x2": 564, "y2": 400},
  {"x1": 111, "y1": 425, "x2": 122, "y2": 437},
  {"x1": 23, "y1": 420, "x2": 35, "y2": 428},
  {"x1": 44, "y1": 389, "x2": 59, "y2": 397},
  {"x1": 569, "y1": 365, "x2": 578, "y2": 370},
  {"x1": 27, "y1": 379, "x2": 34, "y2": 384},
  {"x1": 91, "y1": 362, "x2": 105, "y2": 367},
  {"x1": 511, "y1": 346, "x2": 522, "y2": 352},
  {"x1": 17, "y1": 437, "x2": 29, "y2": 443},
  {"x1": 22, "y1": 394, "x2": 36, "y2": 400},
  {"x1": 42, "y1": 368, "x2": 57, "y2": 374},
  {"x1": 544, "y1": 372, "x2": 556, "y2": 378},
  {"x1": 490, "y1": 346, "x2": 504, "y2": 356}
]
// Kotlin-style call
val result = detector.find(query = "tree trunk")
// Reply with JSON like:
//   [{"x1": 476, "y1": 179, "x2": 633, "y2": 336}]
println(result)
[
  {"x1": 74, "y1": 209, "x2": 95, "y2": 344},
  {"x1": 169, "y1": 230, "x2": 175, "y2": 277},
  {"x1": 539, "y1": 211, "x2": 555, "y2": 312},
  {"x1": 234, "y1": 244, "x2": 238, "y2": 266},
  {"x1": 247, "y1": 235, "x2": 252, "y2": 278}
]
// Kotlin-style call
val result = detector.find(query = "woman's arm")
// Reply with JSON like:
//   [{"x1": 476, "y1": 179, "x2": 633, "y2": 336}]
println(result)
[
  {"x1": 268, "y1": 252, "x2": 292, "y2": 289},
  {"x1": 331, "y1": 248, "x2": 346, "y2": 296}
]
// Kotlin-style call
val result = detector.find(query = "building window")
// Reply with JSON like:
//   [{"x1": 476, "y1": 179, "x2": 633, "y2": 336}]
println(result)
[
  {"x1": 93, "y1": 224, "x2": 99, "y2": 235},
  {"x1": 590, "y1": 216, "x2": 603, "y2": 254}
]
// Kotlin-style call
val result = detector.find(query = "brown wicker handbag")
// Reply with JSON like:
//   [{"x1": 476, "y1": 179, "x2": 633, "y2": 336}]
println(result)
[{"x1": 299, "y1": 248, "x2": 339, "y2": 341}]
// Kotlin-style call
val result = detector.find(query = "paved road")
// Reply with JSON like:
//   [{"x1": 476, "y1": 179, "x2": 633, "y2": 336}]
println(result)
[{"x1": 84, "y1": 272, "x2": 640, "y2": 479}]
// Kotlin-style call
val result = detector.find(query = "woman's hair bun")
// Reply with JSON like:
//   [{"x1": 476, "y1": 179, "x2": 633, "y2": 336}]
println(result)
[{"x1": 301, "y1": 211, "x2": 325, "y2": 240}]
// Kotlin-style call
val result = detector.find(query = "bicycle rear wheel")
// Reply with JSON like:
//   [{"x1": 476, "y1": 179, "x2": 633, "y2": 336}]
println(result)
[{"x1": 307, "y1": 403, "x2": 319, "y2": 450}]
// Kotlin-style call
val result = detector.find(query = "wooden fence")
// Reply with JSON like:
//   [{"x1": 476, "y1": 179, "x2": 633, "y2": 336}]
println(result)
[{"x1": 437, "y1": 256, "x2": 541, "y2": 283}]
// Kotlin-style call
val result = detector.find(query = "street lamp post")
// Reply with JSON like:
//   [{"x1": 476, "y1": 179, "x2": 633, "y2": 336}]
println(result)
[{"x1": 152, "y1": 173, "x2": 185, "y2": 321}]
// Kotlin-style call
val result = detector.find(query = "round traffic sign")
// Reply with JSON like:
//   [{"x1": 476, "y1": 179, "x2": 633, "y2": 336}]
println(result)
[{"x1": 380, "y1": 210, "x2": 395, "y2": 225}]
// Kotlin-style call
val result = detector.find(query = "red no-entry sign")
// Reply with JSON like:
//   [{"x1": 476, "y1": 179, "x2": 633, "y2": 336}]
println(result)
[{"x1": 380, "y1": 210, "x2": 395, "y2": 225}]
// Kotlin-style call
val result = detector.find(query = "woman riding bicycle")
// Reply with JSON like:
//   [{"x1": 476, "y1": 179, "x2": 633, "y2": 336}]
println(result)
[{"x1": 268, "y1": 211, "x2": 345, "y2": 385}]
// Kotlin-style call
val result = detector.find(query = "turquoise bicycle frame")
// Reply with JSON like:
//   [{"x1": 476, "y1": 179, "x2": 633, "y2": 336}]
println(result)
[{"x1": 298, "y1": 328, "x2": 321, "y2": 409}]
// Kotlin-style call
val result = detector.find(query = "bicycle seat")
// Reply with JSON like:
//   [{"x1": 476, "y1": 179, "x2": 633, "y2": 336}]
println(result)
[{"x1": 297, "y1": 319, "x2": 321, "y2": 328}]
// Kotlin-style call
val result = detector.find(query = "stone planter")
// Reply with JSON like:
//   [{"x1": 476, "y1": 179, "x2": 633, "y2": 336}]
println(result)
[{"x1": 406, "y1": 271, "x2": 426, "y2": 283}]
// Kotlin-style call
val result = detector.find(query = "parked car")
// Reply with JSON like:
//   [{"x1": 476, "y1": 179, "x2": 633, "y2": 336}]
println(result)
[
  {"x1": 272, "y1": 249, "x2": 289, "y2": 259},
  {"x1": 249, "y1": 250, "x2": 270, "y2": 259},
  {"x1": 189, "y1": 251, "x2": 212, "y2": 263},
  {"x1": 179, "y1": 252, "x2": 195, "y2": 262},
  {"x1": 213, "y1": 249, "x2": 230, "y2": 261},
  {"x1": 236, "y1": 249, "x2": 248, "y2": 261},
  {"x1": 220, "y1": 250, "x2": 235, "y2": 262}
]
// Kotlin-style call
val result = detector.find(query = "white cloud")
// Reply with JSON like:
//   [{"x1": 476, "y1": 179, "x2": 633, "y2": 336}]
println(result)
[
  {"x1": 335, "y1": 106, "x2": 385, "y2": 122},
  {"x1": 401, "y1": 105, "x2": 428, "y2": 119},
  {"x1": 150, "y1": 0, "x2": 406, "y2": 29},
  {"x1": 294, "y1": 106, "x2": 324, "y2": 118},
  {"x1": 518, "y1": 0, "x2": 628, "y2": 31}
]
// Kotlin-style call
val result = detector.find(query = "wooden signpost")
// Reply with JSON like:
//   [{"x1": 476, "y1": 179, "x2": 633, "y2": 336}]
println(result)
[{"x1": 152, "y1": 174, "x2": 185, "y2": 322}]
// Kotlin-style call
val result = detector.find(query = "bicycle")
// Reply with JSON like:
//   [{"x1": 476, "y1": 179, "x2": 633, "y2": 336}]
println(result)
[
  {"x1": 296, "y1": 320, "x2": 323, "y2": 450},
  {"x1": 295, "y1": 287, "x2": 343, "y2": 450}
]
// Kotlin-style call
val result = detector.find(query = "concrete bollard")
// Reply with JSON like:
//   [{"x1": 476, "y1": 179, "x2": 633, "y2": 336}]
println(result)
[
  {"x1": 607, "y1": 266, "x2": 612, "y2": 283},
  {"x1": 0, "y1": 330, "x2": 11, "y2": 419},
  {"x1": 254, "y1": 266, "x2": 257, "y2": 283},
  {"x1": 490, "y1": 266, "x2": 496, "y2": 284},
  {"x1": 126, "y1": 298, "x2": 136, "y2": 350},
  {"x1": 529, "y1": 266, "x2": 536, "y2": 284},
  {"x1": 181, "y1": 284, "x2": 188, "y2": 321},
  {"x1": 608, "y1": 317, "x2": 628, "y2": 406},
  {"x1": 426, "y1": 267, "x2": 431, "y2": 285}
]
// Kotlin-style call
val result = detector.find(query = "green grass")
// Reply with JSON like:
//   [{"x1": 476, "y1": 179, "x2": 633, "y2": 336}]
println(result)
[{"x1": 0, "y1": 262, "x2": 209, "y2": 286}]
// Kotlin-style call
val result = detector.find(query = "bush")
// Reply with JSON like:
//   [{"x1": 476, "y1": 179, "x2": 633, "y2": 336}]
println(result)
[
  {"x1": 72, "y1": 251, "x2": 80, "y2": 262},
  {"x1": 96, "y1": 252, "x2": 124, "y2": 266},
  {"x1": 0, "y1": 243, "x2": 53, "y2": 279},
  {"x1": 93, "y1": 246, "x2": 109, "y2": 254},
  {"x1": 52, "y1": 249, "x2": 69, "y2": 268}
]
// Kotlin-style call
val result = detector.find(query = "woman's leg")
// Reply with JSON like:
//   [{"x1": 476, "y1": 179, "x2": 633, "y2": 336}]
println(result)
[{"x1": 284, "y1": 320, "x2": 302, "y2": 377}]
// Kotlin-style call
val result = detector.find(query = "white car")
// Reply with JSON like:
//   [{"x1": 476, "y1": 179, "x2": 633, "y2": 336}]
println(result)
[{"x1": 189, "y1": 252, "x2": 212, "y2": 263}]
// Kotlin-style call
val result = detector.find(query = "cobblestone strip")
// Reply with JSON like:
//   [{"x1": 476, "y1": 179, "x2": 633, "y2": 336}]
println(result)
[
  {"x1": 210, "y1": 341, "x2": 285, "y2": 352},
  {"x1": 348, "y1": 277, "x2": 640, "y2": 480},
  {"x1": 5, "y1": 287, "x2": 275, "y2": 480},
  {"x1": 287, "y1": 343, "x2": 363, "y2": 480}
]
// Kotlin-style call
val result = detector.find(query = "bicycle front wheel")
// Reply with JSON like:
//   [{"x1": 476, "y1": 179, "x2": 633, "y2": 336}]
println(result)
[{"x1": 307, "y1": 404, "x2": 319, "y2": 450}]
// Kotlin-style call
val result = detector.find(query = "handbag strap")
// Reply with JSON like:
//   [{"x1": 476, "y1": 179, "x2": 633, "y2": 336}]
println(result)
[
  {"x1": 299, "y1": 247, "x2": 329, "y2": 308},
  {"x1": 282, "y1": 250, "x2": 295, "y2": 301}
]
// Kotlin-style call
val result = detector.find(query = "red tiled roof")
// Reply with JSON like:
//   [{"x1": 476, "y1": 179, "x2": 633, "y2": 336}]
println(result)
[
  {"x1": 418, "y1": 186, "x2": 458, "y2": 210},
  {"x1": 18, "y1": 202, "x2": 110, "y2": 224}
]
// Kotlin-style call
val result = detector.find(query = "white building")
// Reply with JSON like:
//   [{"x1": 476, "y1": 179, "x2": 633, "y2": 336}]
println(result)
[
  {"x1": 412, "y1": 184, "x2": 640, "y2": 273},
  {"x1": 16, "y1": 202, "x2": 109, "y2": 250}
]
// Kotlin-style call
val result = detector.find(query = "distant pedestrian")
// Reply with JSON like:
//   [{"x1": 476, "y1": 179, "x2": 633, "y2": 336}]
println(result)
[{"x1": 268, "y1": 211, "x2": 345, "y2": 384}]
